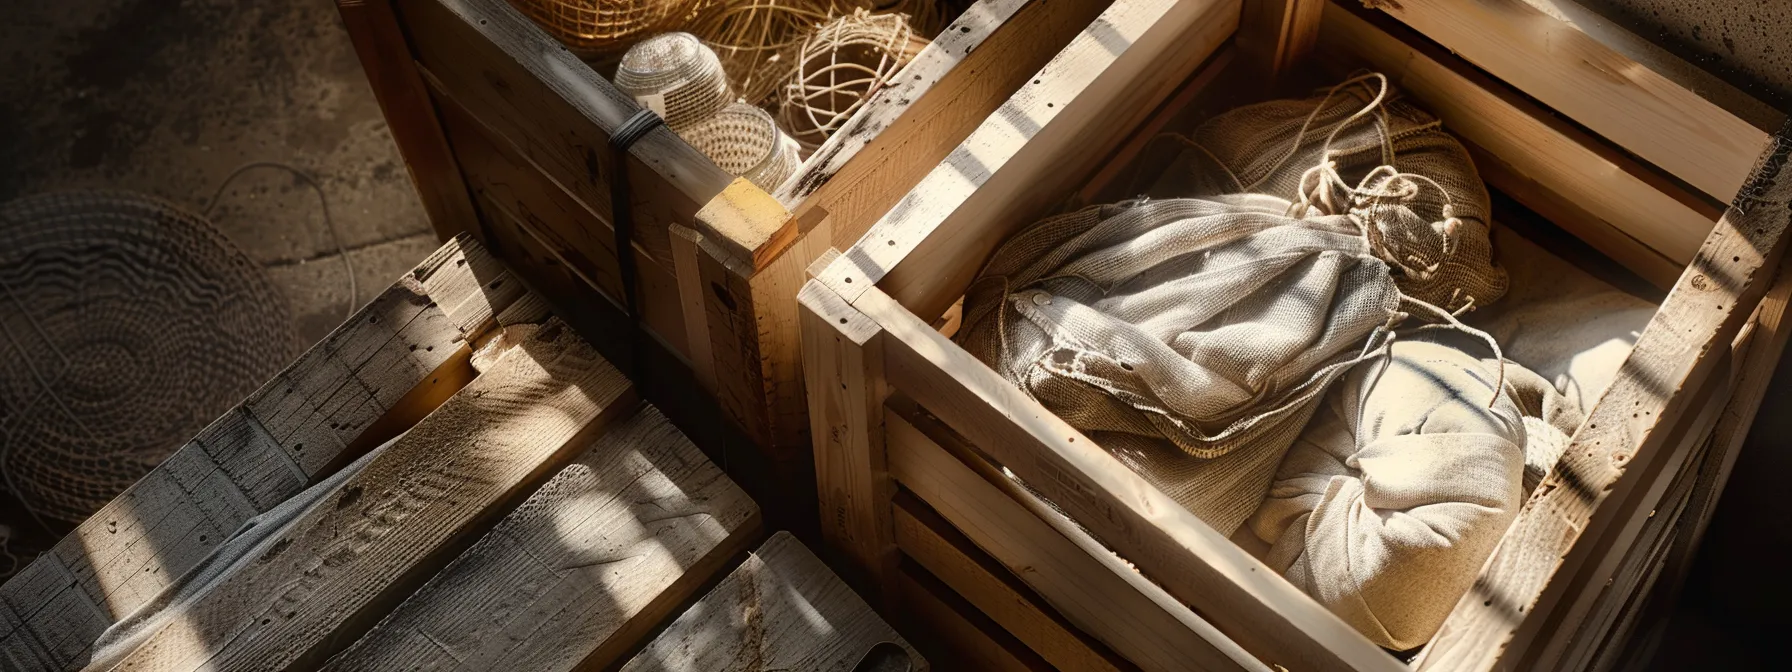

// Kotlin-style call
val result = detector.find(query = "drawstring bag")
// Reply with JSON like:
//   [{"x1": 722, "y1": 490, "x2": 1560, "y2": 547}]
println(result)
[
  {"x1": 1246, "y1": 339, "x2": 1527, "y2": 651},
  {"x1": 1150, "y1": 74, "x2": 1507, "y2": 313},
  {"x1": 957, "y1": 75, "x2": 1509, "y2": 536},
  {"x1": 960, "y1": 194, "x2": 1436, "y2": 534}
]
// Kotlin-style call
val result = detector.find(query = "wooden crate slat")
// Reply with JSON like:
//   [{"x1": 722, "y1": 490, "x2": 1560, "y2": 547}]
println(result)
[
  {"x1": 1320, "y1": 2, "x2": 1718, "y2": 273},
  {"x1": 1370, "y1": 0, "x2": 1771, "y2": 202},
  {"x1": 1418, "y1": 126, "x2": 1792, "y2": 672},
  {"x1": 0, "y1": 236, "x2": 510, "y2": 671},
  {"x1": 103, "y1": 319, "x2": 636, "y2": 670},
  {"x1": 887, "y1": 398, "x2": 1267, "y2": 672},
  {"x1": 326, "y1": 405, "x2": 759, "y2": 671},
  {"x1": 618, "y1": 532, "x2": 923, "y2": 671}
]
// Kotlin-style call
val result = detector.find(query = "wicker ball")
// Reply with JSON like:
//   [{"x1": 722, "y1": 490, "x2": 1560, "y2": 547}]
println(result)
[
  {"x1": 777, "y1": 10, "x2": 928, "y2": 149},
  {"x1": 688, "y1": 0, "x2": 860, "y2": 105},
  {"x1": 680, "y1": 102, "x2": 803, "y2": 190},
  {"x1": 615, "y1": 33, "x2": 734, "y2": 130},
  {"x1": 509, "y1": 0, "x2": 703, "y2": 57}
]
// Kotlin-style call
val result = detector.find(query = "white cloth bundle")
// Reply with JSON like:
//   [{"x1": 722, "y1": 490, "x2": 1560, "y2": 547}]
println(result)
[
  {"x1": 1247, "y1": 339, "x2": 1527, "y2": 650},
  {"x1": 958, "y1": 194, "x2": 1405, "y2": 534}
]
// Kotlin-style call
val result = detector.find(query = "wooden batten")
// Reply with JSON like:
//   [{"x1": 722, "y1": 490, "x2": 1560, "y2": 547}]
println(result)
[
  {"x1": 897, "y1": 560, "x2": 1046, "y2": 671},
  {"x1": 1365, "y1": 0, "x2": 1770, "y2": 203},
  {"x1": 618, "y1": 532, "x2": 925, "y2": 671},
  {"x1": 0, "y1": 236, "x2": 514, "y2": 672},
  {"x1": 325, "y1": 405, "x2": 759, "y2": 671},
  {"x1": 102, "y1": 318, "x2": 638, "y2": 670}
]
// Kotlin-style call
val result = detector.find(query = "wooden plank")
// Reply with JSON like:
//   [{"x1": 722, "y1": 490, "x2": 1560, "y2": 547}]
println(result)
[
  {"x1": 396, "y1": 0, "x2": 748, "y2": 266},
  {"x1": 0, "y1": 237, "x2": 502, "y2": 671},
  {"x1": 776, "y1": 0, "x2": 1114, "y2": 252},
  {"x1": 325, "y1": 405, "x2": 760, "y2": 671},
  {"x1": 1417, "y1": 125, "x2": 1792, "y2": 672},
  {"x1": 851, "y1": 284, "x2": 1398, "y2": 672},
  {"x1": 1237, "y1": 0, "x2": 1323, "y2": 81},
  {"x1": 897, "y1": 561, "x2": 1042, "y2": 672},
  {"x1": 1320, "y1": 2, "x2": 1719, "y2": 269},
  {"x1": 799, "y1": 281, "x2": 896, "y2": 599},
  {"x1": 887, "y1": 398, "x2": 1266, "y2": 672},
  {"x1": 819, "y1": 0, "x2": 1240, "y2": 320},
  {"x1": 103, "y1": 319, "x2": 637, "y2": 670},
  {"x1": 440, "y1": 103, "x2": 691, "y2": 360},
  {"x1": 1370, "y1": 0, "x2": 1767, "y2": 202},
  {"x1": 434, "y1": 93, "x2": 625, "y2": 303},
  {"x1": 336, "y1": 0, "x2": 477, "y2": 241},
  {"x1": 893, "y1": 494, "x2": 1134, "y2": 672},
  {"x1": 619, "y1": 531, "x2": 925, "y2": 671}
]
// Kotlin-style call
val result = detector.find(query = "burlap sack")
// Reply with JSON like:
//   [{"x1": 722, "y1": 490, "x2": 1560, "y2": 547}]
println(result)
[
  {"x1": 1150, "y1": 74, "x2": 1507, "y2": 313},
  {"x1": 957, "y1": 195, "x2": 1405, "y2": 534},
  {"x1": 1246, "y1": 339, "x2": 1527, "y2": 651}
]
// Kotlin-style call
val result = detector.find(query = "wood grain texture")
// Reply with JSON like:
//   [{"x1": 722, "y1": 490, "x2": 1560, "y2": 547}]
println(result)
[
  {"x1": 1371, "y1": 0, "x2": 1766, "y2": 202},
  {"x1": 326, "y1": 405, "x2": 759, "y2": 671},
  {"x1": 0, "y1": 237, "x2": 502, "y2": 672},
  {"x1": 103, "y1": 319, "x2": 637, "y2": 671},
  {"x1": 799, "y1": 281, "x2": 895, "y2": 599},
  {"x1": 896, "y1": 560, "x2": 1045, "y2": 672},
  {"x1": 775, "y1": 0, "x2": 1114, "y2": 252},
  {"x1": 852, "y1": 285, "x2": 1398, "y2": 672},
  {"x1": 1238, "y1": 0, "x2": 1323, "y2": 81},
  {"x1": 1417, "y1": 125, "x2": 1792, "y2": 672},
  {"x1": 887, "y1": 399, "x2": 1266, "y2": 672},
  {"x1": 819, "y1": 0, "x2": 1240, "y2": 320},
  {"x1": 395, "y1": 0, "x2": 732, "y2": 266},
  {"x1": 619, "y1": 531, "x2": 924, "y2": 671},
  {"x1": 893, "y1": 494, "x2": 1134, "y2": 672},
  {"x1": 1320, "y1": 2, "x2": 1719, "y2": 269},
  {"x1": 336, "y1": 0, "x2": 477, "y2": 241}
]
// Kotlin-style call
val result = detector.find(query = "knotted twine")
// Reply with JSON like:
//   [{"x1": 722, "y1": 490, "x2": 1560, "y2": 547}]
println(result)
[{"x1": 956, "y1": 74, "x2": 1511, "y2": 536}]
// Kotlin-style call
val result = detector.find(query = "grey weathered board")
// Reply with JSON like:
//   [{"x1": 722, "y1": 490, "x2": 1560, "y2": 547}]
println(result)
[
  {"x1": 325, "y1": 404, "x2": 760, "y2": 670},
  {"x1": 0, "y1": 235, "x2": 511, "y2": 672},
  {"x1": 620, "y1": 532, "x2": 925, "y2": 672}
]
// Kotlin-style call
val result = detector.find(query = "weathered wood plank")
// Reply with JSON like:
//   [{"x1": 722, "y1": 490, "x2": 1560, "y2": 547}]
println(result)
[
  {"x1": 799, "y1": 281, "x2": 895, "y2": 599},
  {"x1": 776, "y1": 0, "x2": 1113, "y2": 252},
  {"x1": 103, "y1": 319, "x2": 635, "y2": 670},
  {"x1": 619, "y1": 532, "x2": 924, "y2": 671},
  {"x1": 395, "y1": 0, "x2": 741, "y2": 265},
  {"x1": 1417, "y1": 123, "x2": 1792, "y2": 672},
  {"x1": 893, "y1": 494, "x2": 1133, "y2": 672},
  {"x1": 1238, "y1": 0, "x2": 1323, "y2": 81},
  {"x1": 896, "y1": 560, "x2": 1042, "y2": 671},
  {"x1": 326, "y1": 405, "x2": 759, "y2": 671},
  {"x1": 819, "y1": 0, "x2": 1240, "y2": 320},
  {"x1": 0, "y1": 237, "x2": 507, "y2": 672},
  {"x1": 1321, "y1": 2, "x2": 1720, "y2": 269},
  {"x1": 1370, "y1": 0, "x2": 1768, "y2": 202},
  {"x1": 887, "y1": 398, "x2": 1265, "y2": 672}
]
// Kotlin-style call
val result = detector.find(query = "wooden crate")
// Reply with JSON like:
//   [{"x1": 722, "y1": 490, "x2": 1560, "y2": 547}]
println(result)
[
  {"x1": 337, "y1": 0, "x2": 1120, "y2": 455},
  {"x1": 0, "y1": 236, "x2": 912, "y2": 671},
  {"x1": 799, "y1": 0, "x2": 1792, "y2": 670}
]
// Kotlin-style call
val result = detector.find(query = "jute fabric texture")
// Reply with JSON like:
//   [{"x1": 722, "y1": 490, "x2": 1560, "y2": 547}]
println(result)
[
  {"x1": 957, "y1": 195, "x2": 1405, "y2": 534},
  {"x1": 1247, "y1": 339, "x2": 1526, "y2": 651},
  {"x1": 1151, "y1": 74, "x2": 1507, "y2": 313}
]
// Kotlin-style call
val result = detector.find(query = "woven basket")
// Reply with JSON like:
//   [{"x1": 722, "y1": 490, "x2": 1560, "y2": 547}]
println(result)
[{"x1": 509, "y1": 0, "x2": 707, "y2": 57}]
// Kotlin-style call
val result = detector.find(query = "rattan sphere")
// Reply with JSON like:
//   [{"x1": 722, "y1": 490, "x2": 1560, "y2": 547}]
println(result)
[
  {"x1": 778, "y1": 10, "x2": 928, "y2": 149},
  {"x1": 688, "y1": 0, "x2": 863, "y2": 105},
  {"x1": 680, "y1": 102, "x2": 803, "y2": 190},
  {"x1": 615, "y1": 32, "x2": 734, "y2": 130},
  {"x1": 0, "y1": 191, "x2": 295, "y2": 525},
  {"x1": 510, "y1": 0, "x2": 705, "y2": 57}
]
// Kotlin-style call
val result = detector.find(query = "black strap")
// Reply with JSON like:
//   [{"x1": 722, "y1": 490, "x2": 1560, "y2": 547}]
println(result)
[{"x1": 608, "y1": 109, "x2": 665, "y2": 378}]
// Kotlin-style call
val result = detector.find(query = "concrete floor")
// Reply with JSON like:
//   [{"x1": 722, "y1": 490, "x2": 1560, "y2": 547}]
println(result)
[
  {"x1": 0, "y1": 0, "x2": 438, "y2": 570},
  {"x1": 0, "y1": 0, "x2": 1788, "y2": 666}
]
